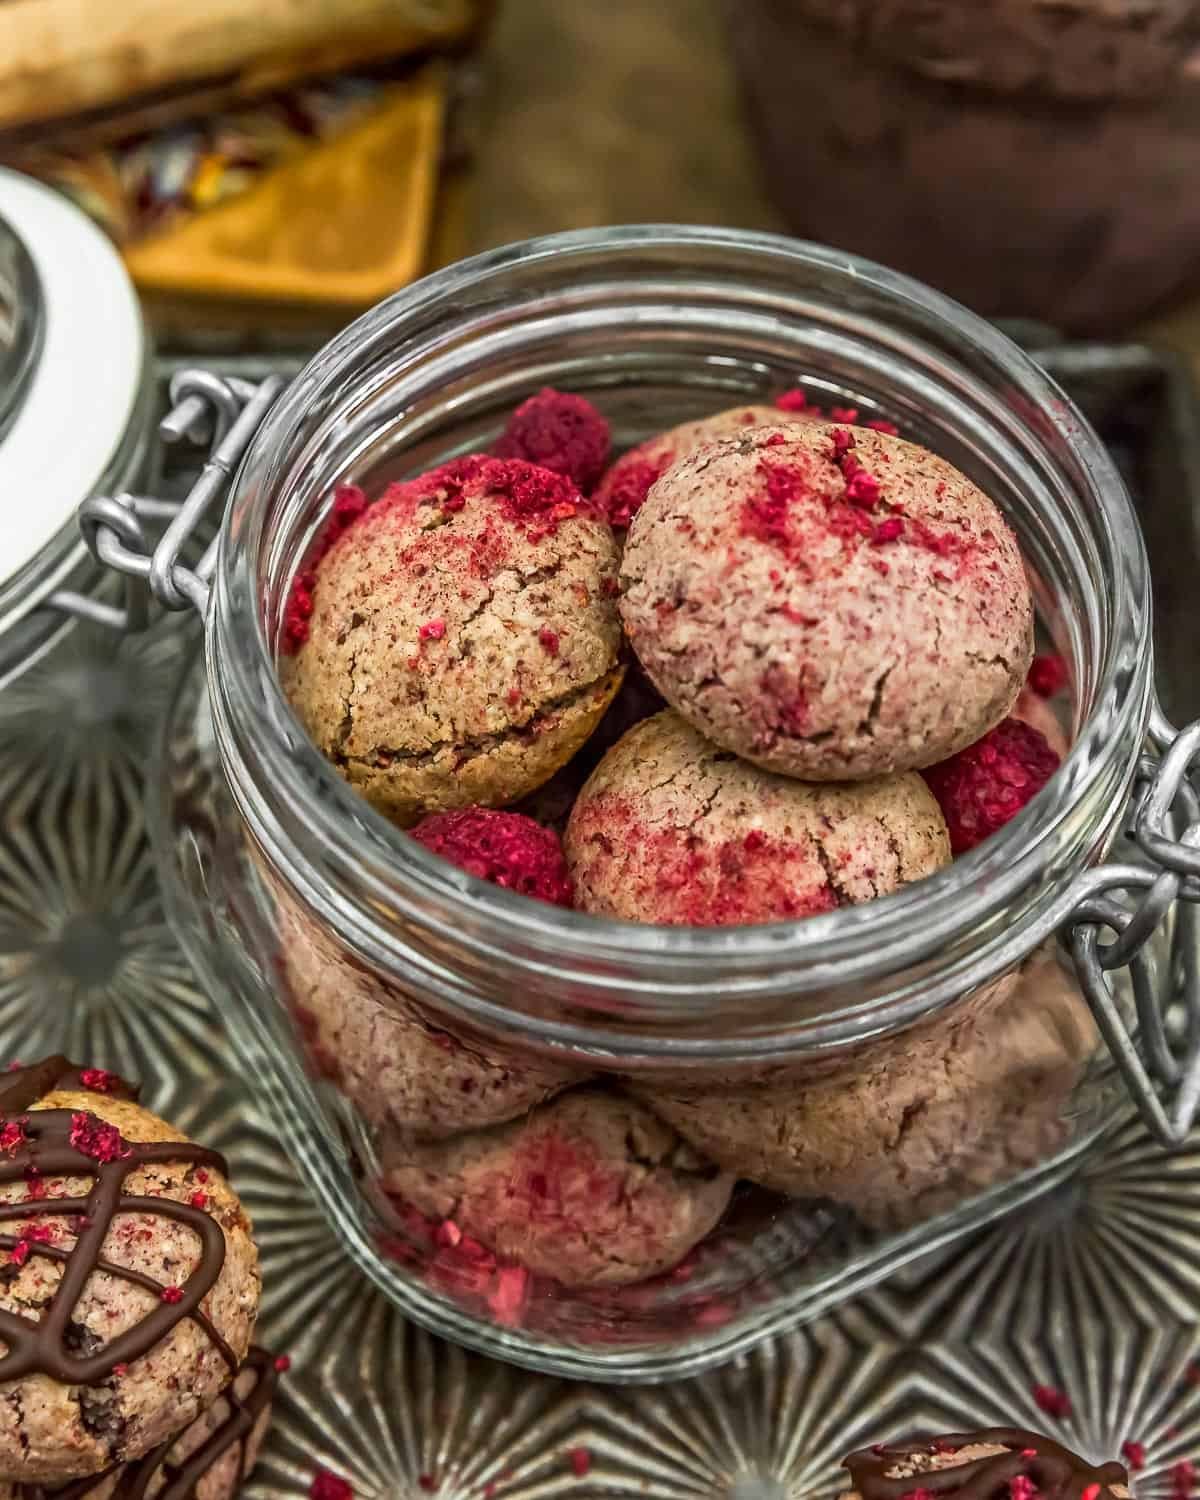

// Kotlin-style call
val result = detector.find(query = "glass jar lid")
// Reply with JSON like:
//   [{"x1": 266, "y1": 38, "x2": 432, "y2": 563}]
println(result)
[{"x1": 0, "y1": 169, "x2": 148, "y2": 649}]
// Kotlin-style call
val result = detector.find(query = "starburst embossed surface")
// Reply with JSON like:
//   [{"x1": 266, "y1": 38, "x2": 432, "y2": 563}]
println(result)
[{"x1": 1, "y1": 365, "x2": 1199, "y2": 1495}]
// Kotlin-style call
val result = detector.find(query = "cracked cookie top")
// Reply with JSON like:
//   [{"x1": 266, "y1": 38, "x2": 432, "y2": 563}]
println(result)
[
  {"x1": 619, "y1": 423, "x2": 1033, "y2": 781},
  {"x1": 284, "y1": 456, "x2": 625, "y2": 828},
  {"x1": 0, "y1": 1060, "x2": 260, "y2": 1484},
  {"x1": 564, "y1": 709, "x2": 951, "y2": 926},
  {"x1": 380, "y1": 1087, "x2": 734, "y2": 1288}
]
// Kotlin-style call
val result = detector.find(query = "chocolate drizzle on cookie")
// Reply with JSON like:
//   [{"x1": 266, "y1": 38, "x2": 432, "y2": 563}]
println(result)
[
  {"x1": 0, "y1": 1056, "x2": 236, "y2": 1385},
  {"x1": 844, "y1": 1431, "x2": 1128, "y2": 1500},
  {"x1": 22, "y1": 1346, "x2": 280, "y2": 1500}
]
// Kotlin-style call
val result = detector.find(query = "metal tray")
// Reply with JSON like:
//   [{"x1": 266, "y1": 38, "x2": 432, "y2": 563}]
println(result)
[{"x1": 1, "y1": 342, "x2": 1198, "y2": 1499}]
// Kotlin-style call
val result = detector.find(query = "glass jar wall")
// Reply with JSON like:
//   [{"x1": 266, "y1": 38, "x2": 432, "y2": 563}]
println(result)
[{"x1": 151, "y1": 227, "x2": 1152, "y2": 1379}]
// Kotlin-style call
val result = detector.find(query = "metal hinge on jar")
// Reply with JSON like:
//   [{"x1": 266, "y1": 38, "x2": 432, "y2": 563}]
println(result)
[
  {"x1": 69, "y1": 370, "x2": 286, "y2": 631},
  {"x1": 77, "y1": 369, "x2": 1200, "y2": 1150}
]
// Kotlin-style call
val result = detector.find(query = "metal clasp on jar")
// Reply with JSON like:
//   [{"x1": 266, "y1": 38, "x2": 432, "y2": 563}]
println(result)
[
  {"x1": 70, "y1": 370, "x2": 286, "y2": 631},
  {"x1": 76, "y1": 368, "x2": 1200, "y2": 1149}
]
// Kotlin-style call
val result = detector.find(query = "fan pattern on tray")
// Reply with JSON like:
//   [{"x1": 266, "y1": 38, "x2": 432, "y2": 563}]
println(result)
[{"x1": 1, "y1": 575, "x2": 1199, "y2": 1498}]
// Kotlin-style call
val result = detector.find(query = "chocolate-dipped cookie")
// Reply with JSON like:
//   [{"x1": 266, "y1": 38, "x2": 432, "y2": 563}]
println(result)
[
  {"x1": 0, "y1": 1060, "x2": 260, "y2": 1483},
  {"x1": 1, "y1": 1347, "x2": 280, "y2": 1500},
  {"x1": 841, "y1": 1429, "x2": 1129, "y2": 1500}
]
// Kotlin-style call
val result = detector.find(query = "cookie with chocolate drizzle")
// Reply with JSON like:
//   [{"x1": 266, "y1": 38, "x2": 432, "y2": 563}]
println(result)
[
  {"x1": 0, "y1": 1059, "x2": 260, "y2": 1484},
  {"x1": 2, "y1": 1345, "x2": 278, "y2": 1500},
  {"x1": 842, "y1": 1430, "x2": 1130, "y2": 1500}
]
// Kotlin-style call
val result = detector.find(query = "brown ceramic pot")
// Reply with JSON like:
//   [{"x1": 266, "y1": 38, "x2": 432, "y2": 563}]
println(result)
[{"x1": 732, "y1": 0, "x2": 1200, "y2": 332}]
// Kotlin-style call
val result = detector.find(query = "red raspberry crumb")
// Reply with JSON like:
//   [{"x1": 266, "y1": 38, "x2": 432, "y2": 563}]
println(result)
[
  {"x1": 899, "y1": 1490, "x2": 934, "y2": 1500},
  {"x1": 1173, "y1": 1462, "x2": 1196, "y2": 1498},
  {"x1": 775, "y1": 388, "x2": 809, "y2": 412},
  {"x1": 489, "y1": 1265, "x2": 530, "y2": 1326},
  {"x1": 8, "y1": 1241, "x2": 29, "y2": 1267},
  {"x1": 595, "y1": 455, "x2": 672, "y2": 530},
  {"x1": 1121, "y1": 1442, "x2": 1145, "y2": 1472},
  {"x1": 417, "y1": 1478, "x2": 437, "y2": 1494},
  {"x1": 79, "y1": 1069, "x2": 116, "y2": 1093},
  {"x1": 310, "y1": 1471, "x2": 353, "y2": 1500},
  {"x1": 69, "y1": 1114, "x2": 131, "y2": 1163},
  {"x1": 5, "y1": 1062, "x2": 20, "y2": 1072},
  {"x1": 492, "y1": 388, "x2": 611, "y2": 493},
  {"x1": 419, "y1": 618, "x2": 446, "y2": 642},
  {"x1": 1021, "y1": 1451, "x2": 1038, "y2": 1459},
  {"x1": 0, "y1": 1121, "x2": 25, "y2": 1154},
  {"x1": 871, "y1": 518, "x2": 904, "y2": 545},
  {"x1": 189, "y1": 1192, "x2": 208, "y2": 1209},
  {"x1": 922, "y1": 719, "x2": 1061, "y2": 855},
  {"x1": 1032, "y1": 1383, "x2": 1072, "y2": 1419},
  {"x1": 831, "y1": 406, "x2": 860, "y2": 423},
  {"x1": 410, "y1": 807, "x2": 573, "y2": 907},
  {"x1": 538, "y1": 627, "x2": 560, "y2": 656},
  {"x1": 161, "y1": 1286, "x2": 184, "y2": 1304},
  {"x1": 845, "y1": 470, "x2": 881, "y2": 508},
  {"x1": 866, "y1": 419, "x2": 900, "y2": 435},
  {"x1": 113, "y1": 1363, "x2": 127, "y2": 1376},
  {"x1": 435, "y1": 1219, "x2": 463, "y2": 1249},
  {"x1": 568, "y1": 1449, "x2": 592, "y2": 1478},
  {"x1": 1028, "y1": 653, "x2": 1068, "y2": 699},
  {"x1": 483, "y1": 1485, "x2": 497, "y2": 1499},
  {"x1": 24, "y1": 1225, "x2": 54, "y2": 1244},
  {"x1": 1081, "y1": 1485, "x2": 1101, "y2": 1500},
  {"x1": 1011, "y1": 1477, "x2": 1038, "y2": 1500},
  {"x1": 932, "y1": 1441, "x2": 958, "y2": 1455},
  {"x1": 830, "y1": 428, "x2": 856, "y2": 457},
  {"x1": 275, "y1": 1355, "x2": 292, "y2": 1373}
]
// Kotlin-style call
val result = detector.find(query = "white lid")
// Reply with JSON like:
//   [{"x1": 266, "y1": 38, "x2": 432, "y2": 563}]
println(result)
[{"x1": 0, "y1": 169, "x2": 146, "y2": 592}]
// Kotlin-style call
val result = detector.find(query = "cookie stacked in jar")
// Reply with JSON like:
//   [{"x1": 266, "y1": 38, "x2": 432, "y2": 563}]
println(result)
[{"x1": 272, "y1": 377, "x2": 1092, "y2": 1324}]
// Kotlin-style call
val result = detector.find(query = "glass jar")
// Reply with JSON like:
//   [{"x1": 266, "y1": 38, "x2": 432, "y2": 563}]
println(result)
[
  {"x1": 0, "y1": 168, "x2": 154, "y2": 690},
  {"x1": 110, "y1": 227, "x2": 1200, "y2": 1381}
]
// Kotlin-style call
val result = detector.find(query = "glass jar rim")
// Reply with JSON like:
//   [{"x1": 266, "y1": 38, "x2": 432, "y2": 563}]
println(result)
[{"x1": 212, "y1": 225, "x2": 1151, "y2": 1038}]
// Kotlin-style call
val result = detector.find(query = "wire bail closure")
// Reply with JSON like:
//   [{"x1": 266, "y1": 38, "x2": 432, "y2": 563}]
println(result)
[
  {"x1": 74, "y1": 367, "x2": 1200, "y2": 1148},
  {"x1": 73, "y1": 371, "x2": 286, "y2": 630}
]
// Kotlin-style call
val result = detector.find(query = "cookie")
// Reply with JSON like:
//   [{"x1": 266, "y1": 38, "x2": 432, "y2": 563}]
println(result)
[
  {"x1": 381, "y1": 1088, "x2": 734, "y2": 1286},
  {"x1": 276, "y1": 892, "x2": 583, "y2": 1139},
  {"x1": 0, "y1": 1060, "x2": 260, "y2": 1482},
  {"x1": 2, "y1": 1347, "x2": 281, "y2": 1500},
  {"x1": 285, "y1": 455, "x2": 624, "y2": 827},
  {"x1": 635, "y1": 949, "x2": 1096, "y2": 1226},
  {"x1": 565, "y1": 709, "x2": 950, "y2": 925},
  {"x1": 840, "y1": 1428, "x2": 1129, "y2": 1500},
  {"x1": 619, "y1": 422, "x2": 1033, "y2": 779},
  {"x1": 592, "y1": 403, "x2": 815, "y2": 530}
]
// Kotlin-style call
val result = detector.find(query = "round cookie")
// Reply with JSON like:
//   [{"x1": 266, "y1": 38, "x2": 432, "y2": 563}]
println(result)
[
  {"x1": 634, "y1": 948, "x2": 1097, "y2": 1227},
  {"x1": 285, "y1": 454, "x2": 625, "y2": 828},
  {"x1": 4, "y1": 1347, "x2": 281, "y2": 1500},
  {"x1": 592, "y1": 403, "x2": 819, "y2": 530},
  {"x1": 840, "y1": 1422, "x2": 1128, "y2": 1500},
  {"x1": 276, "y1": 890, "x2": 584, "y2": 1139},
  {"x1": 840, "y1": 1429, "x2": 1130, "y2": 1500},
  {"x1": 565, "y1": 709, "x2": 951, "y2": 926},
  {"x1": 381, "y1": 1088, "x2": 734, "y2": 1287},
  {"x1": 618, "y1": 422, "x2": 1033, "y2": 780},
  {"x1": 0, "y1": 1059, "x2": 260, "y2": 1483}
]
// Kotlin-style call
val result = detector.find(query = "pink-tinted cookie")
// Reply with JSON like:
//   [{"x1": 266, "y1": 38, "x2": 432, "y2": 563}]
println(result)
[
  {"x1": 276, "y1": 889, "x2": 584, "y2": 1139},
  {"x1": 592, "y1": 403, "x2": 821, "y2": 530},
  {"x1": 381, "y1": 1088, "x2": 734, "y2": 1287},
  {"x1": 285, "y1": 455, "x2": 624, "y2": 828},
  {"x1": 636, "y1": 948, "x2": 1096, "y2": 1227},
  {"x1": 565, "y1": 709, "x2": 950, "y2": 925},
  {"x1": 619, "y1": 423, "x2": 1033, "y2": 780}
]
